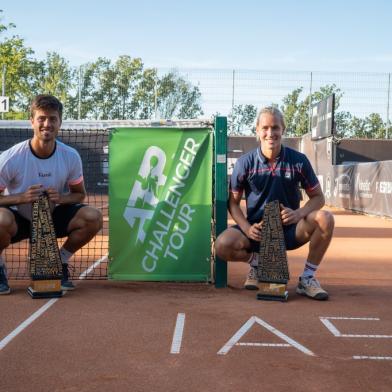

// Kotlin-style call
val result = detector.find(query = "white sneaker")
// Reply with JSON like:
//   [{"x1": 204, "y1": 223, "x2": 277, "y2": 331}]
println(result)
[
  {"x1": 296, "y1": 276, "x2": 328, "y2": 300},
  {"x1": 244, "y1": 266, "x2": 259, "y2": 290}
]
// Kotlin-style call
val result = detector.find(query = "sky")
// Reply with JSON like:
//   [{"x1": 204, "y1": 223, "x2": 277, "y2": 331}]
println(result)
[{"x1": 2, "y1": 0, "x2": 392, "y2": 73}]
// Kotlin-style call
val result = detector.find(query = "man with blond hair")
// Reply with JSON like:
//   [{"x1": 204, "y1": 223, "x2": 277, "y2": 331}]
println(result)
[{"x1": 215, "y1": 106, "x2": 334, "y2": 300}]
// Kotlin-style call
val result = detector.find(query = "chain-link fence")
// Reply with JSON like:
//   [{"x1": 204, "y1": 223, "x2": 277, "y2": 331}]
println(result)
[
  {"x1": 1, "y1": 65, "x2": 391, "y2": 138},
  {"x1": 162, "y1": 69, "x2": 391, "y2": 137}
]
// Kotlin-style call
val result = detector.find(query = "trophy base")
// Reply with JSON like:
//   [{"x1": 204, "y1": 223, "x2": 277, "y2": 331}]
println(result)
[
  {"x1": 27, "y1": 279, "x2": 63, "y2": 299},
  {"x1": 256, "y1": 282, "x2": 288, "y2": 302}
]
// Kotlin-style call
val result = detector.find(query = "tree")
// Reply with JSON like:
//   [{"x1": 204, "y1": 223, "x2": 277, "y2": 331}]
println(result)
[
  {"x1": 157, "y1": 71, "x2": 203, "y2": 119},
  {"x1": 74, "y1": 58, "x2": 105, "y2": 119},
  {"x1": 0, "y1": 9, "x2": 15, "y2": 34},
  {"x1": 0, "y1": 10, "x2": 36, "y2": 118},
  {"x1": 280, "y1": 88, "x2": 303, "y2": 135},
  {"x1": 363, "y1": 113, "x2": 386, "y2": 139},
  {"x1": 74, "y1": 58, "x2": 203, "y2": 120},
  {"x1": 279, "y1": 84, "x2": 391, "y2": 139},
  {"x1": 40, "y1": 52, "x2": 73, "y2": 103},
  {"x1": 334, "y1": 111, "x2": 353, "y2": 138},
  {"x1": 76, "y1": 56, "x2": 153, "y2": 119},
  {"x1": 25, "y1": 52, "x2": 74, "y2": 117},
  {"x1": 350, "y1": 116, "x2": 366, "y2": 138},
  {"x1": 280, "y1": 84, "x2": 344, "y2": 137},
  {"x1": 113, "y1": 55, "x2": 146, "y2": 119},
  {"x1": 227, "y1": 104, "x2": 257, "y2": 135}
]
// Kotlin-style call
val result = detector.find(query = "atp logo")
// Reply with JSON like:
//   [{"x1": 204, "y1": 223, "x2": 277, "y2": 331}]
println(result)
[{"x1": 123, "y1": 146, "x2": 167, "y2": 243}]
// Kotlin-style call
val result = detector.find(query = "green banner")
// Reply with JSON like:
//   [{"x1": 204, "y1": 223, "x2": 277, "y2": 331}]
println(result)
[{"x1": 109, "y1": 127, "x2": 212, "y2": 281}]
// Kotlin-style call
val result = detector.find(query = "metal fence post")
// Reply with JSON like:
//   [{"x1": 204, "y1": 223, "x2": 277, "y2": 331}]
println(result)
[
  {"x1": 231, "y1": 69, "x2": 235, "y2": 134},
  {"x1": 307, "y1": 71, "x2": 313, "y2": 133},
  {"x1": 387, "y1": 73, "x2": 391, "y2": 139},
  {"x1": 214, "y1": 116, "x2": 228, "y2": 288},
  {"x1": 154, "y1": 73, "x2": 158, "y2": 120},
  {"x1": 78, "y1": 66, "x2": 82, "y2": 120},
  {"x1": 1, "y1": 64, "x2": 6, "y2": 119}
]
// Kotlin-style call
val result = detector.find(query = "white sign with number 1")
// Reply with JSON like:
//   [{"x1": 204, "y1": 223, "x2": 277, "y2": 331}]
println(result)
[{"x1": 0, "y1": 96, "x2": 9, "y2": 113}]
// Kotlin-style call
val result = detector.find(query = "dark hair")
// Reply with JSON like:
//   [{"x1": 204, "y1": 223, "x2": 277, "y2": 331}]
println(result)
[{"x1": 30, "y1": 94, "x2": 63, "y2": 121}]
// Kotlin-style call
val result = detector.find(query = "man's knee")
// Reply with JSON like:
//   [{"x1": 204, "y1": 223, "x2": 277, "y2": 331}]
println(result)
[
  {"x1": 215, "y1": 229, "x2": 249, "y2": 259},
  {"x1": 216, "y1": 230, "x2": 242, "y2": 259},
  {"x1": 0, "y1": 208, "x2": 17, "y2": 237},
  {"x1": 76, "y1": 206, "x2": 103, "y2": 233},
  {"x1": 314, "y1": 210, "x2": 335, "y2": 234},
  {"x1": 215, "y1": 233, "x2": 229, "y2": 258}
]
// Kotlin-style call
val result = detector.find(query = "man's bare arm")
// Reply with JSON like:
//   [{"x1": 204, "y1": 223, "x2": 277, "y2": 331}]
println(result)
[
  {"x1": 280, "y1": 186, "x2": 325, "y2": 225},
  {"x1": 228, "y1": 191, "x2": 262, "y2": 241},
  {"x1": 46, "y1": 181, "x2": 86, "y2": 205},
  {"x1": 0, "y1": 184, "x2": 43, "y2": 206}
]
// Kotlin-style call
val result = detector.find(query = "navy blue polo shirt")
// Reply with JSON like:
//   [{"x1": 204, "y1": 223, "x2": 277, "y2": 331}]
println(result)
[{"x1": 230, "y1": 145, "x2": 320, "y2": 224}]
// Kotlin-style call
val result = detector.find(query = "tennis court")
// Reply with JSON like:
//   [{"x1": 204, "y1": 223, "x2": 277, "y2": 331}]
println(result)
[{"x1": 1, "y1": 205, "x2": 391, "y2": 392}]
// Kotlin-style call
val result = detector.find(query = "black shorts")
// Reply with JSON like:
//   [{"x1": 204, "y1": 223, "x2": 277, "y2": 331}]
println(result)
[
  {"x1": 8, "y1": 204, "x2": 86, "y2": 244},
  {"x1": 232, "y1": 223, "x2": 302, "y2": 252}
]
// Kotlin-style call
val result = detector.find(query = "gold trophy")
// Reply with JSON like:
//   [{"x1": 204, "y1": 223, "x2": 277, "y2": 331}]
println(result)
[
  {"x1": 256, "y1": 200, "x2": 289, "y2": 301},
  {"x1": 27, "y1": 193, "x2": 63, "y2": 299}
]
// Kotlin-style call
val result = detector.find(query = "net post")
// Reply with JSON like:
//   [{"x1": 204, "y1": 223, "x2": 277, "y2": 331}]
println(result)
[{"x1": 214, "y1": 116, "x2": 227, "y2": 288}]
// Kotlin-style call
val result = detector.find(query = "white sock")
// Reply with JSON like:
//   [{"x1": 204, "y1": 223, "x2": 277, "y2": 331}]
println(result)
[
  {"x1": 301, "y1": 261, "x2": 319, "y2": 279},
  {"x1": 59, "y1": 247, "x2": 74, "y2": 264},
  {"x1": 247, "y1": 252, "x2": 258, "y2": 267}
]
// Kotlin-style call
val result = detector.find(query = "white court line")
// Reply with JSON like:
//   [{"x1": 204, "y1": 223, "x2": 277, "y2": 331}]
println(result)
[
  {"x1": 320, "y1": 318, "x2": 342, "y2": 337},
  {"x1": 217, "y1": 316, "x2": 315, "y2": 356},
  {"x1": 236, "y1": 343, "x2": 290, "y2": 347},
  {"x1": 217, "y1": 317, "x2": 256, "y2": 355},
  {"x1": 320, "y1": 316, "x2": 392, "y2": 338},
  {"x1": 78, "y1": 254, "x2": 108, "y2": 280},
  {"x1": 353, "y1": 356, "x2": 392, "y2": 361},
  {"x1": 170, "y1": 313, "x2": 186, "y2": 354},
  {"x1": 341, "y1": 334, "x2": 392, "y2": 338},
  {"x1": 322, "y1": 317, "x2": 380, "y2": 321},
  {"x1": 0, "y1": 298, "x2": 60, "y2": 350},
  {"x1": 0, "y1": 256, "x2": 105, "y2": 351}
]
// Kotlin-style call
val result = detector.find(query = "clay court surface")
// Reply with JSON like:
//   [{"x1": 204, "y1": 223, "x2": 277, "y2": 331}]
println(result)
[{"x1": 1, "y1": 206, "x2": 392, "y2": 392}]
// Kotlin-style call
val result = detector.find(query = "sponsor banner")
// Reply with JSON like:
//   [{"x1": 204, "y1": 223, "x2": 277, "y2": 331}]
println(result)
[
  {"x1": 109, "y1": 128, "x2": 213, "y2": 281},
  {"x1": 324, "y1": 161, "x2": 392, "y2": 217},
  {"x1": 303, "y1": 135, "x2": 392, "y2": 218}
]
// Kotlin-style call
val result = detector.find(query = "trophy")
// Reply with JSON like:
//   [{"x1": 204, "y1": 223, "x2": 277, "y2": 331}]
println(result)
[
  {"x1": 256, "y1": 200, "x2": 290, "y2": 301},
  {"x1": 27, "y1": 192, "x2": 63, "y2": 299}
]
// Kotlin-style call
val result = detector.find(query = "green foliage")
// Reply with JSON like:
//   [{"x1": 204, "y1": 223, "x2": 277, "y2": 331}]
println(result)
[
  {"x1": 280, "y1": 84, "x2": 343, "y2": 136},
  {"x1": 364, "y1": 113, "x2": 386, "y2": 139},
  {"x1": 39, "y1": 52, "x2": 73, "y2": 104},
  {"x1": 157, "y1": 71, "x2": 203, "y2": 119},
  {"x1": 70, "y1": 59, "x2": 203, "y2": 120},
  {"x1": 0, "y1": 12, "x2": 203, "y2": 121},
  {"x1": 75, "y1": 56, "x2": 145, "y2": 119},
  {"x1": 334, "y1": 111, "x2": 354, "y2": 138},
  {"x1": 228, "y1": 104, "x2": 257, "y2": 135},
  {"x1": 279, "y1": 84, "x2": 390, "y2": 139},
  {"x1": 281, "y1": 88, "x2": 302, "y2": 135},
  {"x1": 0, "y1": 10, "x2": 35, "y2": 118},
  {"x1": 0, "y1": 10, "x2": 15, "y2": 34}
]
